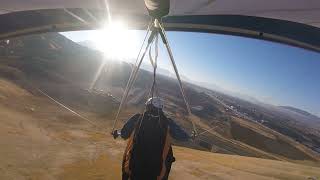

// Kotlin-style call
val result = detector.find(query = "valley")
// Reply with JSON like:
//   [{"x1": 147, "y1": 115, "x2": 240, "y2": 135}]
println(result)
[{"x1": 0, "y1": 32, "x2": 320, "y2": 179}]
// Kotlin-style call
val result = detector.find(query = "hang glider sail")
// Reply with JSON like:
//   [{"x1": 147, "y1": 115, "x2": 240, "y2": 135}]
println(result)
[{"x1": 0, "y1": 0, "x2": 319, "y2": 52}]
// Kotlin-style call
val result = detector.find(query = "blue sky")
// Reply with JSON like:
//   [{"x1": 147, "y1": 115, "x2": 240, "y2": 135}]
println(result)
[{"x1": 61, "y1": 30, "x2": 320, "y2": 116}]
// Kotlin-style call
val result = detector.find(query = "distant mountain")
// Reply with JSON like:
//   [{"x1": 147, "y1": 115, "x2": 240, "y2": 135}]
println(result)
[
  {"x1": 279, "y1": 106, "x2": 320, "y2": 119},
  {"x1": 192, "y1": 81, "x2": 222, "y2": 91},
  {"x1": 140, "y1": 62, "x2": 193, "y2": 81}
]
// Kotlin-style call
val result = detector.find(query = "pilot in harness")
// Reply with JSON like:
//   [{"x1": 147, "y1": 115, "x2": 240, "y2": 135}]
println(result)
[{"x1": 111, "y1": 1, "x2": 198, "y2": 179}]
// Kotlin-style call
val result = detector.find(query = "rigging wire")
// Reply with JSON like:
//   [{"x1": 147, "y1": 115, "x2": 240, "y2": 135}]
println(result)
[
  {"x1": 158, "y1": 21, "x2": 198, "y2": 136},
  {"x1": 63, "y1": 8, "x2": 88, "y2": 24},
  {"x1": 111, "y1": 23, "x2": 153, "y2": 132},
  {"x1": 83, "y1": 9, "x2": 99, "y2": 23},
  {"x1": 148, "y1": 33, "x2": 158, "y2": 69},
  {"x1": 31, "y1": 7, "x2": 107, "y2": 134},
  {"x1": 149, "y1": 33, "x2": 159, "y2": 99},
  {"x1": 135, "y1": 36, "x2": 162, "y2": 141},
  {"x1": 123, "y1": 34, "x2": 156, "y2": 107},
  {"x1": 197, "y1": 126, "x2": 218, "y2": 136},
  {"x1": 111, "y1": 33, "x2": 155, "y2": 132},
  {"x1": 112, "y1": 19, "x2": 199, "y2": 138},
  {"x1": 104, "y1": 0, "x2": 112, "y2": 24},
  {"x1": 36, "y1": 88, "x2": 106, "y2": 135}
]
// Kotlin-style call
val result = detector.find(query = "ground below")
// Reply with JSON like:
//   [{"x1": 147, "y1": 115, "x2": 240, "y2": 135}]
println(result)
[{"x1": 0, "y1": 78, "x2": 319, "y2": 180}]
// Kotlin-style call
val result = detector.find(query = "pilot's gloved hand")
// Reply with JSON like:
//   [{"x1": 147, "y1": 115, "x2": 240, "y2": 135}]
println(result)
[{"x1": 112, "y1": 130, "x2": 120, "y2": 139}]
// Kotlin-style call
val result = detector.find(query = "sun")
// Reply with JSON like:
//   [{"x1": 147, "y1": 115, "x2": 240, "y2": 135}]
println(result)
[{"x1": 92, "y1": 21, "x2": 139, "y2": 60}]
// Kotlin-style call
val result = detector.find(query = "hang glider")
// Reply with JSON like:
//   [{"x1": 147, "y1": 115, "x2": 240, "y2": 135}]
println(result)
[{"x1": 0, "y1": 0, "x2": 319, "y2": 52}]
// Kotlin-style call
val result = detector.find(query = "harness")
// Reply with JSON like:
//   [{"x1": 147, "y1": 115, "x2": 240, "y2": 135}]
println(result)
[{"x1": 122, "y1": 113, "x2": 172, "y2": 180}]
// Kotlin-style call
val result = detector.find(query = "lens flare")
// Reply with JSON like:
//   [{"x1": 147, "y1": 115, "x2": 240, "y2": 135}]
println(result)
[
  {"x1": 92, "y1": 21, "x2": 139, "y2": 60},
  {"x1": 90, "y1": 20, "x2": 139, "y2": 90}
]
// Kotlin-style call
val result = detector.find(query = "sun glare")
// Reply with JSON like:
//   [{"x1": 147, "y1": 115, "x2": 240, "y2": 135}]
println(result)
[{"x1": 92, "y1": 21, "x2": 139, "y2": 60}]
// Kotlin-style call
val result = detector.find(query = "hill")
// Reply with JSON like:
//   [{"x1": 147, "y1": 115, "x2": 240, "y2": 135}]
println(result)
[
  {"x1": 0, "y1": 32, "x2": 320, "y2": 179},
  {"x1": 279, "y1": 106, "x2": 320, "y2": 120},
  {"x1": 0, "y1": 77, "x2": 319, "y2": 180}
]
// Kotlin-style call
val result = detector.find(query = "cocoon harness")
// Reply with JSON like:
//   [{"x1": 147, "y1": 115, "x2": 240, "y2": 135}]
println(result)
[{"x1": 122, "y1": 112, "x2": 172, "y2": 180}]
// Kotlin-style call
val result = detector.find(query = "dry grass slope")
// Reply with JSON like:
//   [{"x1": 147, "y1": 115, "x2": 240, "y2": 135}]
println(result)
[{"x1": 0, "y1": 77, "x2": 319, "y2": 180}]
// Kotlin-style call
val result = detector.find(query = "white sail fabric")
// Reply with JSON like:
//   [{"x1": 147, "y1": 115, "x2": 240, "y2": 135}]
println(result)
[
  {"x1": 0, "y1": 0, "x2": 319, "y2": 27},
  {"x1": 0, "y1": 0, "x2": 319, "y2": 52}
]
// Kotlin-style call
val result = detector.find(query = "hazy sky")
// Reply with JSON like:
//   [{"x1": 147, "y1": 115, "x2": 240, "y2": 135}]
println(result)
[{"x1": 61, "y1": 30, "x2": 320, "y2": 116}]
